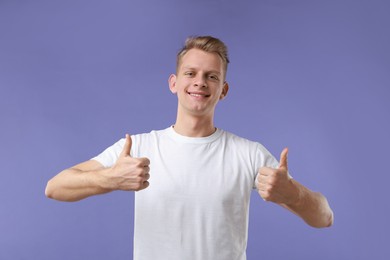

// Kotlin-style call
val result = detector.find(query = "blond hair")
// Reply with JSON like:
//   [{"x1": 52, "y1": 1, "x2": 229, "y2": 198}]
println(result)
[{"x1": 176, "y1": 36, "x2": 230, "y2": 78}]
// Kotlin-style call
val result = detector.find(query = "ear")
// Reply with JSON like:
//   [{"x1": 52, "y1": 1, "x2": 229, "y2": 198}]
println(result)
[
  {"x1": 168, "y1": 74, "x2": 177, "y2": 94},
  {"x1": 219, "y1": 81, "x2": 229, "y2": 100}
]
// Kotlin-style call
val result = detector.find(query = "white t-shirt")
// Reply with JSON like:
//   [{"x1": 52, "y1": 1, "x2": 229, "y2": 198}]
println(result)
[{"x1": 92, "y1": 126, "x2": 279, "y2": 260}]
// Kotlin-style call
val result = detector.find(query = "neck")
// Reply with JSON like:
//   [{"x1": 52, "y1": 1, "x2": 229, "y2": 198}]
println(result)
[{"x1": 173, "y1": 112, "x2": 216, "y2": 137}]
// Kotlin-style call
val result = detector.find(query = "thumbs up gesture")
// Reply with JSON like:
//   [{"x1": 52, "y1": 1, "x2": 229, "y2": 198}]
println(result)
[
  {"x1": 256, "y1": 148, "x2": 299, "y2": 205},
  {"x1": 109, "y1": 134, "x2": 150, "y2": 191}
]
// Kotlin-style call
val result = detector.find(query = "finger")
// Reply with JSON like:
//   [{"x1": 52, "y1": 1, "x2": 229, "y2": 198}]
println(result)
[
  {"x1": 256, "y1": 176, "x2": 267, "y2": 185},
  {"x1": 140, "y1": 157, "x2": 150, "y2": 166},
  {"x1": 279, "y1": 147, "x2": 288, "y2": 170},
  {"x1": 139, "y1": 181, "x2": 150, "y2": 191},
  {"x1": 256, "y1": 182, "x2": 267, "y2": 191},
  {"x1": 120, "y1": 134, "x2": 132, "y2": 158},
  {"x1": 143, "y1": 166, "x2": 150, "y2": 173},
  {"x1": 259, "y1": 167, "x2": 272, "y2": 176},
  {"x1": 258, "y1": 190, "x2": 268, "y2": 201}
]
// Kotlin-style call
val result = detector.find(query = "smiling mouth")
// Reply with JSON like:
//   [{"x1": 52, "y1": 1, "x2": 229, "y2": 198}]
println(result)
[{"x1": 187, "y1": 91, "x2": 210, "y2": 98}]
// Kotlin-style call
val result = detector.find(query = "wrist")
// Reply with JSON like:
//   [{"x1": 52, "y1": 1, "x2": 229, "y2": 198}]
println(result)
[
  {"x1": 93, "y1": 168, "x2": 116, "y2": 191},
  {"x1": 286, "y1": 179, "x2": 303, "y2": 208}
]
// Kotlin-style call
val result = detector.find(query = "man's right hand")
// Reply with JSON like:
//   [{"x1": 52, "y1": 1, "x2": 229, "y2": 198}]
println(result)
[
  {"x1": 45, "y1": 134, "x2": 150, "y2": 201},
  {"x1": 108, "y1": 134, "x2": 150, "y2": 191}
]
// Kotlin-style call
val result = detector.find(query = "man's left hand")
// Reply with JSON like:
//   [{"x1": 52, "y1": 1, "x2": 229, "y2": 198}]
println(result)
[{"x1": 256, "y1": 148, "x2": 300, "y2": 205}]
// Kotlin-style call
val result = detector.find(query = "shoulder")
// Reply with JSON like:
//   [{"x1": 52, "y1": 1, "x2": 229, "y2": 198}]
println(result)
[
  {"x1": 219, "y1": 129, "x2": 275, "y2": 158},
  {"x1": 219, "y1": 129, "x2": 260, "y2": 148},
  {"x1": 132, "y1": 127, "x2": 170, "y2": 141},
  {"x1": 218, "y1": 129, "x2": 278, "y2": 168},
  {"x1": 130, "y1": 128, "x2": 171, "y2": 156}
]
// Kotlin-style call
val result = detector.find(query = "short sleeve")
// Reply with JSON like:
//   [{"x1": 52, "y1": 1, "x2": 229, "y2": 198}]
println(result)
[
  {"x1": 252, "y1": 143, "x2": 293, "y2": 189},
  {"x1": 255, "y1": 143, "x2": 279, "y2": 169},
  {"x1": 91, "y1": 138, "x2": 125, "y2": 168},
  {"x1": 253, "y1": 143, "x2": 291, "y2": 189}
]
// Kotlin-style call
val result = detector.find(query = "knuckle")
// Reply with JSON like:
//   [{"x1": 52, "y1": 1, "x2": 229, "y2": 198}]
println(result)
[
  {"x1": 259, "y1": 167, "x2": 268, "y2": 175},
  {"x1": 262, "y1": 192, "x2": 270, "y2": 200},
  {"x1": 134, "y1": 168, "x2": 143, "y2": 176},
  {"x1": 134, "y1": 181, "x2": 149, "y2": 191},
  {"x1": 135, "y1": 160, "x2": 143, "y2": 167},
  {"x1": 134, "y1": 184, "x2": 142, "y2": 191},
  {"x1": 140, "y1": 157, "x2": 150, "y2": 165},
  {"x1": 267, "y1": 186, "x2": 275, "y2": 194}
]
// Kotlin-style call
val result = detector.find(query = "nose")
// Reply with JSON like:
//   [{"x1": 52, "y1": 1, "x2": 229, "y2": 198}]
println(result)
[{"x1": 193, "y1": 74, "x2": 207, "y2": 88}]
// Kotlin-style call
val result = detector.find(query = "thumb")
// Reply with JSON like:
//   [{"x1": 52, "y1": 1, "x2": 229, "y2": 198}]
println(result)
[
  {"x1": 279, "y1": 147, "x2": 288, "y2": 170},
  {"x1": 120, "y1": 134, "x2": 132, "y2": 157}
]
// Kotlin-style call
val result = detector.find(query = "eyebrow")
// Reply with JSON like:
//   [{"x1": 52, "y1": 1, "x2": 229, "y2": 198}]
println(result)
[{"x1": 181, "y1": 66, "x2": 221, "y2": 75}]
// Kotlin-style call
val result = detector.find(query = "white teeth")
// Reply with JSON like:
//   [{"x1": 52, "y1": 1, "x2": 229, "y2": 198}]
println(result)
[{"x1": 189, "y1": 92, "x2": 208, "y2": 97}]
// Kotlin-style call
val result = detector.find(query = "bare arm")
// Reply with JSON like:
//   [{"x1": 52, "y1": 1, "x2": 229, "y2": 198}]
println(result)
[
  {"x1": 279, "y1": 179, "x2": 334, "y2": 228},
  {"x1": 45, "y1": 134, "x2": 150, "y2": 202},
  {"x1": 46, "y1": 160, "x2": 114, "y2": 202},
  {"x1": 256, "y1": 148, "x2": 334, "y2": 228}
]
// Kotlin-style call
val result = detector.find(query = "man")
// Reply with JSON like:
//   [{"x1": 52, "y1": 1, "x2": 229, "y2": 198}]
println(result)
[{"x1": 46, "y1": 36, "x2": 333, "y2": 260}]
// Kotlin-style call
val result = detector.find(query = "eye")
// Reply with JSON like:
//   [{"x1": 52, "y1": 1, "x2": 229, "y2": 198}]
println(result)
[
  {"x1": 184, "y1": 71, "x2": 194, "y2": 77},
  {"x1": 209, "y1": 75, "x2": 219, "y2": 81}
]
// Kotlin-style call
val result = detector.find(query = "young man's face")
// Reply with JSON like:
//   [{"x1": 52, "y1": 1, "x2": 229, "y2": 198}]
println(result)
[{"x1": 169, "y1": 48, "x2": 229, "y2": 118}]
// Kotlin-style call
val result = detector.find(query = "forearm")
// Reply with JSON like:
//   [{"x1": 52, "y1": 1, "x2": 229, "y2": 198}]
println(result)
[
  {"x1": 283, "y1": 179, "x2": 334, "y2": 228},
  {"x1": 45, "y1": 167, "x2": 113, "y2": 202}
]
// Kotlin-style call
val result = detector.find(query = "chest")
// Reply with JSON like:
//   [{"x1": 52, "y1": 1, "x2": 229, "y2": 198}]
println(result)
[{"x1": 142, "y1": 141, "x2": 255, "y2": 207}]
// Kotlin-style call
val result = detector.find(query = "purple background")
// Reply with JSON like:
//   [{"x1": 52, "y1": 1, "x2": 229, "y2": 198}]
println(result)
[{"x1": 1, "y1": 0, "x2": 389, "y2": 259}]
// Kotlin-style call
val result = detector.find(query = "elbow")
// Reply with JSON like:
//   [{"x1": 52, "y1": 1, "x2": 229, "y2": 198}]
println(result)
[
  {"x1": 325, "y1": 209, "x2": 334, "y2": 227},
  {"x1": 309, "y1": 209, "x2": 334, "y2": 229},
  {"x1": 45, "y1": 179, "x2": 68, "y2": 201},
  {"x1": 45, "y1": 179, "x2": 56, "y2": 199},
  {"x1": 312, "y1": 194, "x2": 334, "y2": 228},
  {"x1": 45, "y1": 179, "x2": 82, "y2": 202},
  {"x1": 322, "y1": 200, "x2": 335, "y2": 228},
  {"x1": 45, "y1": 169, "x2": 85, "y2": 202}
]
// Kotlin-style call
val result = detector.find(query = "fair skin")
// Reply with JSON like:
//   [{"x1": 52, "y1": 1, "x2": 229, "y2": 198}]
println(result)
[
  {"x1": 45, "y1": 48, "x2": 333, "y2": 227},
  {"x1": 45, "y1": 134, "x2": 150, "y2": 202},
  {"x1": 257, "y1": 148, "x2": 333, "y2": 228},
  {"x1": 168, "y1": 49, "x2": 229, "y2": 137}
]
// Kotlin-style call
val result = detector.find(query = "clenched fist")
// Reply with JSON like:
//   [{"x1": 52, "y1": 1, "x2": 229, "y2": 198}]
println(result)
[
  {"x1": 256, "y1": 148, "x2": 299, "y2": 205},
  {"x1": 108, "y1": 134, "x2": 150, "y2": 191}
]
